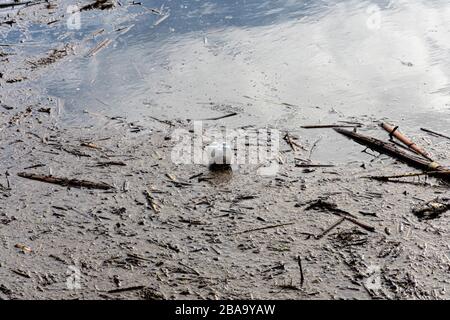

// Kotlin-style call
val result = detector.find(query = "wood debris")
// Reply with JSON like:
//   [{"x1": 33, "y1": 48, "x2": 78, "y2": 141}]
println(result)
[
  {"x1": 86, "y1": 39, "x2": 112, "y2": 57},
  {"x1": 15, "y1": 243, "x2": 32, "y2": 253},
  {"x1": 17, "y1": 172, "x2": 113, "y2": 190},
  {"x1": 143, "y1": 190, "x2": 161, "y2": 213},
  {"x1": 283, "y1": 133, "x2": 304, "y2": 152},
  {"x1": 381, "y1": 122, "x2": 432, "y2": 160},
  {"x1": 412, "y1": 198, "x2": 449, "y2": 220},
  {"x1": 420, "y1": 127, "x2": 450, "y2": 141},
  {"x1": 302, "y1": 124, "x2": 362, "y2": 129},
  {"x1": 80, "y1": 0, "x2": 116, "y2": 12},
  {"x1": 334, "y1": 128, "x2": 450, "y2": 180}
]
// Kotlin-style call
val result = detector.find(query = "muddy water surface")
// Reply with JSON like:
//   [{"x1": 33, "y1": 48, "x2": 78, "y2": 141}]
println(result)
[{"x1": 17, "y1": 0, "x2": 448, "y2": 163}]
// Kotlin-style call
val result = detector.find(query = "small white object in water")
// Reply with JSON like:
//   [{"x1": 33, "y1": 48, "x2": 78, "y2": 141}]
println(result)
[{"x1": 205, "y1": 142, "x2": 233, "y2": 166}]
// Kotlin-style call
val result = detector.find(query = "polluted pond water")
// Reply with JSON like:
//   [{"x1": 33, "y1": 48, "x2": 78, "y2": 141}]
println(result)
[{"x1": 0, "y1": 0, "x2": 449, "y2": 300}]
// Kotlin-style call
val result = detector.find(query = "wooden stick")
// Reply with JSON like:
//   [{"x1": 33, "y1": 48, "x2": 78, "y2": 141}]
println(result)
[
  {"x1": 202, "y1": 112, "x2": 238, "y2": 121},
  {"x1": 153, "y1": 14, "x2": 170, "y2": 26},
  {"x1": 338, "y1": 120, "x2": 365, "y2": 126},
  {"x1": 296, "y1": 163, "x2": 335, "y2": 168},
  {"x1": 301, "y1": 124, "x2": 361, "y2": 129},
  {"x1": 17, "y1": 172, "x2": 113, "y2": 190},
  {"x1": 381, "y1": 122, "x2": 432, "y2": 160},
  {"x1": 343, "y1": 216, "x2": 375, "y2": 233},
  {"x1": 297, "y1": 255, "x2": 305, "y2": 287},
  {"x1": 107, "y1": 285, "x2": 145, "y2": 294},
  {"x1": 233, "y1": 222, "x2": 294, "y2": 235},
  {"x1": 334, "y1": 128, "x2": 449, "y2": 177},
  {"x1": 96, "y1": 161, "x2": 126, "y2": 167},
  {"x1": 306, "y1": 199, "x2": 375, "y2": 232},
  {"x1": 315, "y1": 217, "x2": 345, "y2": 239},
  {"x1": 364, "y1": 171, "x2": 450, "y2": 181},
  {"x1": 420, "y1": 128, "x2": 450, "y2": 141},
  {"x1": 86, "y1": 39, "x2": 112, "y2": 57},
  {"x1": 0, "y1": 1, "x2": 32, "y2": 8},
  {"x1": 179, "y1": 262, "x2": 200, "y2": 276}
]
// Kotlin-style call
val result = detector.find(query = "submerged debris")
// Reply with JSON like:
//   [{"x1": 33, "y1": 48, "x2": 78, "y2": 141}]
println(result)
[
  {"x1": 80, "y1": 0, "x2": 116, "y2": 12},
  {"x1": 28, "y1": 45, "x2": 73, "y2": 70},
  {"x1": 412, "y1": 198, "x2": 450, "y2": 220},
  {"x1": 333, "y1": 228, "x2": 368, "y2": 248},
  {"x1": 305, "y1": 199, "x2": 375, "y2": 232},
  {"x1": 143, "y1": 190, "x2": 161, "y2": 213},
  {"x1": 335, "y1": 128, "x2": 450, "y2": 180},
  {"x1": 86, "y1": 39, "x2": 113, "y2": 57}
]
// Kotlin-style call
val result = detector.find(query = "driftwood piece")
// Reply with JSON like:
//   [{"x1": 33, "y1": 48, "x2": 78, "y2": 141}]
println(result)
[
  {"x1": 334, "y1": 128, "x2": 449, "y2": 179},
  {"x1": 381, "y1": 122, "x2": 432, "y2": 160},
  {"x1": 17, "y1": 172, "x2": 113, "y2": 190}
]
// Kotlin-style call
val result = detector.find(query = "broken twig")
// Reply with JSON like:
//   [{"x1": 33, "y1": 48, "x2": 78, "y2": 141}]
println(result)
[
  {"x1": 233, "y1": 222, "x2": 294, "y2": 235},
  {"x1": 17, "y1": 172, "x2": 113, "y2": 190},
  {"x1": 0, "y1": 1, "x2": 32, "y2": 9},
  {"x1": 284, "y1": 133, "x2": 304, "y2": 151},
  {"x1": 296, "y1": 163, "x2": 335, "y2": 168},
  {"x1": 202, "y1": 112, "x2": 238, "y2": 121},
  {"x1": 315, "y1": 217, "x2": 345, "y2": 239},
  {"x1": 420, "y1": 128, "x2": 450, "y2": 141},
  {"x1": 86, "y1": 39, "x2": 112, "y2": 57},
  {"x1": 297, "y1": 255, "x2": 305, "y2": 287},
  {"x1": 301, "y1": 124, "x2": 361, "y2": 129},
  {"x1": 108, "y1": 285, "x2": 145, "y2": 294},
  {"x1": 364, "y1": 171, "x2": 450, "y2": 181}
]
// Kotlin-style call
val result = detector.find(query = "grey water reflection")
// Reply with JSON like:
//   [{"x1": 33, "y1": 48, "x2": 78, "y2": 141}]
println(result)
[{"x1": 37, "y1": 0, "x2": 449, "y2": 155}]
